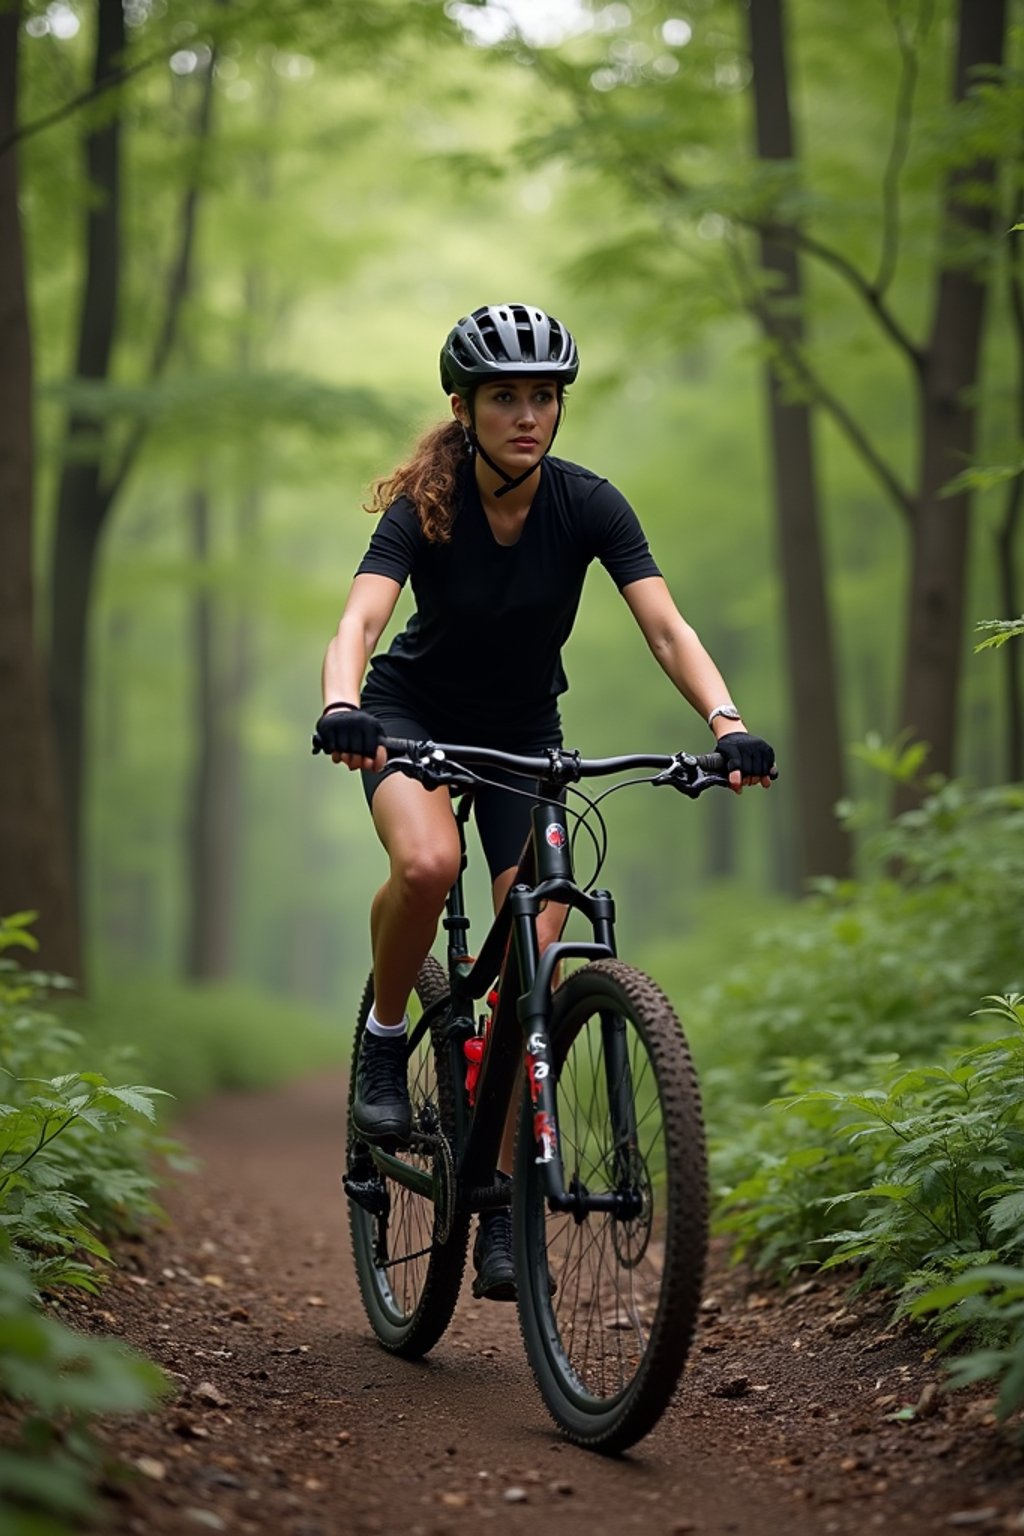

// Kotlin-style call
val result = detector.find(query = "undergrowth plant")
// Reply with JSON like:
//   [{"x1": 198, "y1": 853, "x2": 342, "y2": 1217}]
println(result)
[
  {"x1": 697, "y1": 773, "x2": 1024, "y2": 1419},
  {"x1": 715, "y1": 995, "x2": 1024, "y2": 1418},
  {"x1": 0, "y1": 915, "x2": 171, "y2": 1535}
]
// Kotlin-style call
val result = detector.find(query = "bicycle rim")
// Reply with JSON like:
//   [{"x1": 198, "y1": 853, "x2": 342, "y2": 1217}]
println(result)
[
  {"x1": 347, "y1": 958, "x2": 470, "y2": 1357},
  {"x1": 514, "y1": 958, "x2": 707, "y2": 1452}
]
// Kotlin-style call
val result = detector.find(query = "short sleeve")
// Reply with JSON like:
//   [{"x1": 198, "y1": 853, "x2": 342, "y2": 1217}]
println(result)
[
  {"x1": 588, "y1": 481, "x2": 662, "y2": 590},
  {"x1": 355, "y1": 498, "x2": 423, "y2": 586}
]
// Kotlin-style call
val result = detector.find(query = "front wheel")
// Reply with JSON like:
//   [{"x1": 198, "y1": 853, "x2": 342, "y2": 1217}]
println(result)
[
  {"x1": 513, "y1": 959, "x2": 707, "y2": 1453},
  {"x1": 346, "y1": 959, "x2": 470, "y2": 1358}
]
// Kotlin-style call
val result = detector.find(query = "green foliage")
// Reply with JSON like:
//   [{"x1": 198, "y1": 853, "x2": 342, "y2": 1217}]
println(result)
[
  {"x1": 0, "y1": 921, "x2": 170, "y2": 1533},
  {"x1": 974, "y1": 615, "x2": 1024, "y2": 653},
  {"x1": 695, "y1": 780, "x2": 1024, "y2": 1411},
  {"x1": 695, "y1": 779, "x2": 1024, "y2": 1098}
]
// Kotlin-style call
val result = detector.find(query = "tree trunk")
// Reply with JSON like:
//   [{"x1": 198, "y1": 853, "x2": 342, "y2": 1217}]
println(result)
[
  {"x1": 0, "y1": 6, "x2": 80, "y2": 978},
  {"x1": 746, "y1": 0, "x2": 850, "y2": 880},
  {"x1": 896, "y1": 0, "x2": 1007, "y2": 806},
  {"x1": 48, "y1": 0, "x2": 125, "y2": 905},
  {"x1": 184, "y1": 486, "x2": 240, "y2": 980}
]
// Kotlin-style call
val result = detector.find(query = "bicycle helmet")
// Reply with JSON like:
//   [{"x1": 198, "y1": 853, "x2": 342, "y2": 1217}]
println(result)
[{"x1": 440, "y1": 303, "x2": 579, "y2": 395}]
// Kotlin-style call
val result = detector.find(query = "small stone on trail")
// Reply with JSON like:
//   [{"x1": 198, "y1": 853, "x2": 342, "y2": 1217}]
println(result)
[
  {"x1": 503, "y1": 1487, "x2": 529, "y2": 1503},
  {"x1": 826, "y1": 1310, "x2": 860, "y2": 1337},
  {"x1": 713, "y1": 1376, "x2": 750, "y2": 1399},
  {"x1": 440, "y1": 1492, "x2": 469, "y2": 1508},
  {"x1": 336, "y1": 1430, "x2": 351, "y2": 1444},
  {"x1": 671, "y1": 1521, "x2": 698, "y2": 1534},
  {"x1": 915, "y1": 1381, "x2": 941, "y2": 1418},
  {"x1": 184, "y1": 1511, "x2": 226, "y2": 1531},
  {"x1": 173, "y1": 1416, "x2": 211, "y2": 1440},
  {"x1": 228, "y1": 1305, "x2": 250, "y2": 1322},
  {"x1": 195, "y1": 1381, "x2": 230, "y2": 1409},
  {"x1": 306, "y1": 1295, "x2": 327, "y2": 1307},
  {"x1": 201, "y1": 1274, "x2": 225, "y2": 1288},
  {"x1": 946, "y1": 1513, "x2": 1000, "y2": 1528},
  {"x1": 133, "y1": 1456, "x2": 166, "y2": 1481},
  {"x1": 549, "y1": 1480, "x2": 574, "y2": 1496}
]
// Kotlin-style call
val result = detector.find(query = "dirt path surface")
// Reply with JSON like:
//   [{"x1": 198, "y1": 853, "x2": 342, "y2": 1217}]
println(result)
[{"x1": 66, "y1": 1072, "x2": 1024, "y2": 1536}]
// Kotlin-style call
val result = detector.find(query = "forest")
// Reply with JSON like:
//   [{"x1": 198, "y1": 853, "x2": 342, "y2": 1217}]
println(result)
[{"x1": 1, "y1": 0, "x2": 1023, "y2": 1528}]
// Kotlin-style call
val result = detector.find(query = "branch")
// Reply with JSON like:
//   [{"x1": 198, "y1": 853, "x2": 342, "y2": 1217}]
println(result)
[
  {"x1": 728, "y1": 238, "x2": 916, "y2": 521},
  {"x1": 763, "y1": 220, "x2": 925, "y2": 371},
  {"x1": 655, "y1": 163, "x2": 925, "y2": 373},
  {"x1": 103, "y1": 58, "x2": 217, "y2": 505},
  {"x1": 875, "y1": 0, "x2": 935, "y2": 297},
  {"x1": 0, "y1": 44, "x2": 166, "y2": 156}
]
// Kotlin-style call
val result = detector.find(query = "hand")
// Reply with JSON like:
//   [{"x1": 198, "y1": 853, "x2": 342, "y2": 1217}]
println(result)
[
  {"x1": 714, "y1": 731, "x2": 775, "y2": 793},
  {"x1": 313, "y1": 705, "x2": 385, "y2": 770}
]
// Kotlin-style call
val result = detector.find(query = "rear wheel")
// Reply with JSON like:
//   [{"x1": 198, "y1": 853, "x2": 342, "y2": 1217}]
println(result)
[
  {"x1": 513, "y1": 958, "x2": 707, "y2": 1452},
  {"x1": 346, "y1": 959, "x2": 470, "y2": 1357}
]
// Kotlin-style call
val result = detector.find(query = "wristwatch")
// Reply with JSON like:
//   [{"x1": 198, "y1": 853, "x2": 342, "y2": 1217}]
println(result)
[{"x1": 707, "y1": 704, "x2": 742, "y2": 728}]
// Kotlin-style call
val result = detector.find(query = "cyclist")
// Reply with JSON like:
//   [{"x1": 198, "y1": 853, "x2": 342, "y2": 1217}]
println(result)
[{"x1": 317, "y1": 302, "x2": 774, "y2": 1300}]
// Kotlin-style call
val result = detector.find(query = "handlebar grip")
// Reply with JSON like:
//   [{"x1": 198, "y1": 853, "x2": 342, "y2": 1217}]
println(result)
[{"x1": 695, "y1": 752, "x2": 778, "y2": 779}]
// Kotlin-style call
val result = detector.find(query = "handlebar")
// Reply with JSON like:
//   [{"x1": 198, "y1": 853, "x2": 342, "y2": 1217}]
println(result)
[{"x1": 312, "y1": 733, "x2": 777, "y2": 797}]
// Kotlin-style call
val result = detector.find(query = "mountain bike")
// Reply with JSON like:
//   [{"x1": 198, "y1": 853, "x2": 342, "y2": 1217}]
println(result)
[{"x1": 334, "y1": 737, "x2": 765, "y2": 1454}]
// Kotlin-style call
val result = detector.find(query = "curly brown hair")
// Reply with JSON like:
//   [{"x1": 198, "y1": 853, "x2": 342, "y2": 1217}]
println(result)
[{"x1": 364, "y1": 419, "x2": 469, "y2": 544}]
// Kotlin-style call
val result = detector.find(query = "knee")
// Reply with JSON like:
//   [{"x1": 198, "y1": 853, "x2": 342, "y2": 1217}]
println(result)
[{"x1": 392, "y1": 846, "x2": 461, "y2": 907}]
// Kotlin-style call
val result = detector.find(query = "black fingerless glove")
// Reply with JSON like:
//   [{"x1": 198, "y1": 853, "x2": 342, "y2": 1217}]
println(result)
[
  {"x1": 313, "y1": 704, "x2": 384, "y2": 758},
  {"x1": 715, "y1": 731, "x2": 775, "y2": 779}
]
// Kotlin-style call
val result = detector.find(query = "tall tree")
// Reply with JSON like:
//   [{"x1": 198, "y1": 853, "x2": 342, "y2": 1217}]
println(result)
[
  {"x1": 745, "y1": 0, "x2": 849, "y2": 879},
  {"x1": 47, "y1": 0, "x2": 125, "y2": 904},
  {"x1": 49, "y1": 4, "x2": 214, "y2": 912},
  {"x1": 0, "y1": 2, "x2": 80, "y2": 976},
  {"x1": 895, "y1": 0, "x2": 1008, "y2": 808}
]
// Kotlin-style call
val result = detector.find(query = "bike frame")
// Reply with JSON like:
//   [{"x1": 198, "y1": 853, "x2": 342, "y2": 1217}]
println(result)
[
  {"x1": 368, "y1": 783, "x2": 638, "y2": 1223},
  {"x1": 358, "y1": 739, "x2": 749, "y2": 1227}
]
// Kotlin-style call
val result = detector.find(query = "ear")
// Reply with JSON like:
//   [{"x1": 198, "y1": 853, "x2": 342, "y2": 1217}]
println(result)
[{"x1": 450, "y1": 393, "x2": 469, "y2": 427}]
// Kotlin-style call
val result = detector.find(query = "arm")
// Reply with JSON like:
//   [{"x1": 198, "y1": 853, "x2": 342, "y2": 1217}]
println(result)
[
  {"x1": 320, "y1": 572, "x2": 402, "y2": 770},
  {"x1": 621, "y1": 576, "x2": 772, "y2": 789}
]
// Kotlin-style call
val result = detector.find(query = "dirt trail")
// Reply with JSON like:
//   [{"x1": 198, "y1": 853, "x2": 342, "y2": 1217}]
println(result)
[{"x1": 69, "y1": 1072, "x2": 1023, "y2": 1536}]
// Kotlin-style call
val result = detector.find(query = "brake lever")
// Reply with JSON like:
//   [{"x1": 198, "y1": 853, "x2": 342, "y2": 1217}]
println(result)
[{"x1": 652, "y1": 753, "x2": 731, "y2": 800}]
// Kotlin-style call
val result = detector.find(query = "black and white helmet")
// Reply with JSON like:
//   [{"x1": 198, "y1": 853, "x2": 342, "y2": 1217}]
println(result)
[{"x1": 440, "y1": 303, "x2": 579, "y2": 395}]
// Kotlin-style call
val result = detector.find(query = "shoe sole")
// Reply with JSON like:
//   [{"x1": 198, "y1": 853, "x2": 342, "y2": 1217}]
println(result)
[
  {"x1": 472, "y1": 1277, "x2": 517, "y2": 1302},
  {"x1": 351, "y1": 1114, "x2": 413, "y2": 1145}
]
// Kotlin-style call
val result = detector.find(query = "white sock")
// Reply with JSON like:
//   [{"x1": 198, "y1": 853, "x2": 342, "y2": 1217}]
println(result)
[{"x1": 366, "y1": 1006, "x2": 408, "y2": 1039}]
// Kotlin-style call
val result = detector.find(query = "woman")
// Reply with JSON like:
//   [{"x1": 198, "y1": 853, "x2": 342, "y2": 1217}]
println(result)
[{"x1": 317, "y1": 302, "x2": 774, "y2": 1300}]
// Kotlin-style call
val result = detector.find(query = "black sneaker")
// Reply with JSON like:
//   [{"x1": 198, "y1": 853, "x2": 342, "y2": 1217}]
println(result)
[
  {"x1": 351, "y1": 1032, "x2": 412, "y2": 1143},
  {"x1": 472, "y1": 1205, "x2": 516, "y2": 1302}
]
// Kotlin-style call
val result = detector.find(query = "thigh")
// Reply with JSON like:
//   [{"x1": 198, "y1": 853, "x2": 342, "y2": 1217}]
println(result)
[{"x1": 370, "y1": 768, "x2": 461, "y2": 871}]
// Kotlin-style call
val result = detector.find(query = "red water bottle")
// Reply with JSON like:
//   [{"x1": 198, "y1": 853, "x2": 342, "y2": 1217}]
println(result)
[{"x1": 463, "y1": 989, "x2": 499, "y2": 1107}]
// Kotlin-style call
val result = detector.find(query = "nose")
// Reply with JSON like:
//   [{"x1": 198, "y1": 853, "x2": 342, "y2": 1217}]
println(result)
[{"x1": 516, "y1": 397, "x2": 537, "y2": 425}]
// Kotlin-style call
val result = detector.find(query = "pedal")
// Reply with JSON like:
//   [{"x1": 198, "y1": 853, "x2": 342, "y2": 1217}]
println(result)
[{"x1": 341, "y1": 1170, "x2": 390, "y2": 1218}]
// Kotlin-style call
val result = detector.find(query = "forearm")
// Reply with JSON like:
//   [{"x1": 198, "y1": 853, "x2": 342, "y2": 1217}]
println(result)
[
  {"x1": 644, "y1": 617, "x2": 748, "y2": 738},
  {"x1": 321, "y1": 614, "x2": 376, "y2": 707}
]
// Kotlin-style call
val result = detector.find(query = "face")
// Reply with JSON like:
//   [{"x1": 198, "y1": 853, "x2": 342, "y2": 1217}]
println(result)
[{"x1": 453, "y1": 377, "x2": 560, "y2": 479}]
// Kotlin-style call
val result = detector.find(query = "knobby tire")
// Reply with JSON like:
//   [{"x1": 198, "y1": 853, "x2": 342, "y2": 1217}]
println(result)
[
  {"x1": 513, "y1": 958, "x2": 708, "y2": 1453},
  {"x1": 347, "y1": 959, "x2": 470, "y2": 1358}
]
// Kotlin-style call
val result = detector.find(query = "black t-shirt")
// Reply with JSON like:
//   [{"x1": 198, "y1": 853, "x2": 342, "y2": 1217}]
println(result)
[{"x1": 355, "y1": 456, "x2": 661, "y2": 744}]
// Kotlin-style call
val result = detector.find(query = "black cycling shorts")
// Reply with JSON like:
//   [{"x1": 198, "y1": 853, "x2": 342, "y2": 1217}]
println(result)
[{"x1": 358, "y1": 705, "x2": 564, "y2": 882}]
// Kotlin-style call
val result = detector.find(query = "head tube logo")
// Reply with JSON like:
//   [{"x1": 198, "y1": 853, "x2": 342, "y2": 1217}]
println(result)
[{"x1": 545, "y1": 823, "x2": 568, "y2": 850}]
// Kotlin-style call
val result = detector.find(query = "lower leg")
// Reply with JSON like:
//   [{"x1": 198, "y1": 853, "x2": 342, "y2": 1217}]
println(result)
[{"x1": 369, "y1": 877, "x2": 444, "y2": 1027}]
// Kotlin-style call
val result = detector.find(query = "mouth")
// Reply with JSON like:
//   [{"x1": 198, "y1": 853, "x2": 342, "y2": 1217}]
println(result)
[{"x1": 510, "y1": 437, "x2": 538, "y2": 448}]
